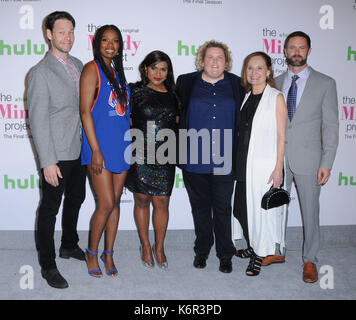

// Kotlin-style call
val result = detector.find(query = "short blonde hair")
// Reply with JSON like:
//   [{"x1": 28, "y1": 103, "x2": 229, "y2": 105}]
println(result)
[{"x1": 195, "y1": 40, "x2": 232, "y2": 71}]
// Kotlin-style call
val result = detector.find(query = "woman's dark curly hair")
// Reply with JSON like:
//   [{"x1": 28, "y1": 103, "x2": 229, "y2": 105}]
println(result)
[{"x1": 93, "y1": 25, "x2": 128, "y2": 115}]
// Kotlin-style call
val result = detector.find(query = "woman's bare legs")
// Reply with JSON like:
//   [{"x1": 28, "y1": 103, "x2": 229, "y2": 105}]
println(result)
[
  {"x1": 134, "y1": 193, "x2": 154, "y2": 263},
  {"x1": 86, "y1": 168, "x2": 127, "y2": 276},
  {"x1": 101, "y1": 170, "x2": 127, "y2": 275},
  {"x1": 152, "y1": 196, "x2": 170, "y2": 263}
]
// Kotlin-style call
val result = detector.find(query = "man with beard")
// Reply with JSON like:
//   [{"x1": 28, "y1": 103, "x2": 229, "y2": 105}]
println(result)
[{"x1": 261, "y1": 31, "x2": 339, "y2": 283}]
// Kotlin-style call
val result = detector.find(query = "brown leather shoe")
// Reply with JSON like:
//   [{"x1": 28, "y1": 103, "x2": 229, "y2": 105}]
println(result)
[
  {"x1": 261, "y1": 254, "x2": 285, "y2": 266},
  {"x1": 303, "y1": 262, "x2": 318, "y2": 283}
]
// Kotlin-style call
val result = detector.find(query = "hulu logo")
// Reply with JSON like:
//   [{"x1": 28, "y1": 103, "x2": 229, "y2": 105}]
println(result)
[
  {"x1": 0, "y1": 40, "x2": 45, "y2": 56},
  {"x1": 338, "y1": 172, "x2": 356, "y2": 186},
  {"x1": 177, "y1": 40, "x2": 198, "y2": 56},
  {"x1": 347, "y1": 46, "x2": 356, "y2": 61},
  {"x1": 175, "y1": 173, "x2": 185, "y2": 188},
  {"x1": 3, "y1": 174, "x2": 40, "y2": 189}
]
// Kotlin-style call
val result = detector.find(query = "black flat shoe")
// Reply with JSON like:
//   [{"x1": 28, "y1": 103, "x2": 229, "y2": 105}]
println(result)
[
  {"x1": 219, "y1": 259, "x2": 232, "y2": 273},
  {"x1": 193, "y1": 256, "x2": 207, "y2": 269},
  {"x1": 59, "y1": 246, "x2": 85, "y2": 261},
  {"x1": 41, "y1": 268, "x2": 69, "y2": 289}
]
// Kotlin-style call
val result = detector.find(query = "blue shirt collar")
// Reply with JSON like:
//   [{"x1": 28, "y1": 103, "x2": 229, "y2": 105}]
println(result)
[{"x1": 287, "y1": 65, "x2": 310, "y2": 80}]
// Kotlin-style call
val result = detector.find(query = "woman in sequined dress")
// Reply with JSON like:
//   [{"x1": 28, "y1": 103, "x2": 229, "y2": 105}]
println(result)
[{"x1": 125, "y1": 51, "x2": 180, "y2": 270}]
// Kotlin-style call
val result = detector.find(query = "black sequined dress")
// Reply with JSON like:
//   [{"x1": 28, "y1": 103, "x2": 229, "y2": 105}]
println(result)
[{"x1": 125, "y1": 85, "x2": 178, "y2": 196}]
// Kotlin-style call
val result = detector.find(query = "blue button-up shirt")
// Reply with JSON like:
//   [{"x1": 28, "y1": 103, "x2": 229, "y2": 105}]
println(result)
[
  {"x1": 282, "y1": 66, "x2": 310, "y2": 109},
  {"x1": 185, "y1": 75, "x2": 235, "y2": 174}
]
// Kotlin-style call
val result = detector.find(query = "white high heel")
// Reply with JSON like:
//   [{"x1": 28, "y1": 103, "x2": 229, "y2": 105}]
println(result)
[
  {"x1": 139, "y1": 246, "x2": 154, "y2": 269},
  {"x1": 152, "y1": 244, "x2": 168, "y2": 271}
]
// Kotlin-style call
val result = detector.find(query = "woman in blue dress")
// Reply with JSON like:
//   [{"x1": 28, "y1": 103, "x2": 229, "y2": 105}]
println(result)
[{"x1": 80, "y1": 25, "x2": 130, "y2": 277}]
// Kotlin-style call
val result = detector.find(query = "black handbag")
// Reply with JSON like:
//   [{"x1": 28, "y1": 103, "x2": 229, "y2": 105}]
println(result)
[{"x1": 261, "y1": 186, "x2": 290, "y2": 210}]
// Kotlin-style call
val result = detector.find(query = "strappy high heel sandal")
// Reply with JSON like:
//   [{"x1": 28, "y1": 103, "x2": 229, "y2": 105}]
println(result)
[
  {"x1": 100, "y1": 250, "x2": 118, "y2": 277},
  {"x1": 235, "y1": 247, "x2": 254, "y2": 259},
  {"x1": 246, "y1": 254, "x2": 263, "y2": 276},
  {"x1": 85, "y1": 249, "x2": 103, "y2": 278}
]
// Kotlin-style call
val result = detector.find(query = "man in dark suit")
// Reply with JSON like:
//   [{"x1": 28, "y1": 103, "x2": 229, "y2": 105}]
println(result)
[
  {"x1": 176, "y1": 40, "x2": 245, "y2": 273},
  {"x1": 27, "y1": 11, "x2": 86, "y2": 289},
  {"x1": 261, "y1": 31, "x2": 339, "y2": 283}
]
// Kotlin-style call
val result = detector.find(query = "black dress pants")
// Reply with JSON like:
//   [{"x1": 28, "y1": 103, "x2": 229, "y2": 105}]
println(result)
[
  {"x1": 233, "y1": 180, "x2": 250, "y2": 248},
  {"x1": 182, "y1": 170, "x2": 236, "y2": 260},
  {"x1": 37, "y1": 158, "x2": 86, "y2": 271}
]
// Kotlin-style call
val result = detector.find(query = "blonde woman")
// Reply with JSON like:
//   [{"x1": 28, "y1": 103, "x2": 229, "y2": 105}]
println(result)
[{"x1": 176, "y1": 40, "x2": 245, "y2": 273}]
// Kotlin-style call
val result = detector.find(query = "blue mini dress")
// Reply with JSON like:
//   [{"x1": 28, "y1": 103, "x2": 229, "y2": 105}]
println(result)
[{"x1": 81, "y1": 61, "x2": 131, "y2": 173}]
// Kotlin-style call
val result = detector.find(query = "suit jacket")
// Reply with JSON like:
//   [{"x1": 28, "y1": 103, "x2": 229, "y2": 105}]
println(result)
[
  {"x1": 176, "y1": 71, "x2": 245, "y2": 174},
  {"x1": 27, "y1": 51, "x2": 83, "y2": 169},
  {"x1": 275, "y1": 67, "x2": 339, "y2": 175}
]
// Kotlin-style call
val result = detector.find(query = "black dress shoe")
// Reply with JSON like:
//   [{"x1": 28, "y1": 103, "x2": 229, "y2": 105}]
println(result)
[
  {"x1": 59, "y1": 246, "x2": 85, "y2": 261},
  {"x1": 219, "y1": 259, "x2": 232, "y2": 273},
  {"x1": 41, "y1": 268, "x2": 69, "y2": 289},
  {"x1": 193, "y1": 256, "x2": 207, "y2": 269}
]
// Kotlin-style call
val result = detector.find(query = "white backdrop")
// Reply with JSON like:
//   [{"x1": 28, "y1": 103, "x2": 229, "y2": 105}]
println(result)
[{"x1": 0, "y1": 0, "x2": 355, "y2": 231}]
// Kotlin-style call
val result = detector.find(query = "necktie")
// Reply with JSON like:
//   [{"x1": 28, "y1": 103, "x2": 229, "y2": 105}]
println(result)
[{"x1": 287, "y1": 75, "x2": 299, "y2": 121}]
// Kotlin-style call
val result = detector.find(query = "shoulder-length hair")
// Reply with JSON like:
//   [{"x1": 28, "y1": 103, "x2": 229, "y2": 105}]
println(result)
[
  {"x1": 93, "y1": 25, "x2": 128, "y2": 115},
  {"x1": 138, "y1": 50, "x2": 181, "y2": 114},
  {"x1": 195, "y1": 40, "x2": 232, "y2": 71},
  {"x1": 241, "y1": 51, "x2": 276, "y2": 92}
]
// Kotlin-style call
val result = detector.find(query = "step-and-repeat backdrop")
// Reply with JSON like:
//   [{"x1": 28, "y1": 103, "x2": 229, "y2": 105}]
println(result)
[{"x1": 1, "y1": 0, "x2": 355, "y2": 233}]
